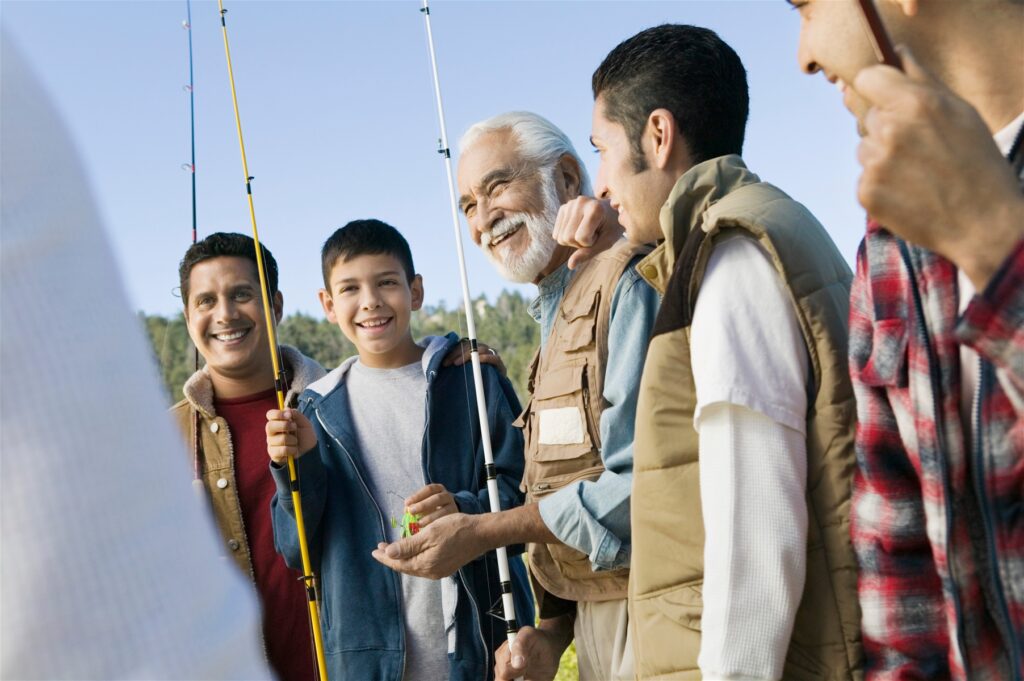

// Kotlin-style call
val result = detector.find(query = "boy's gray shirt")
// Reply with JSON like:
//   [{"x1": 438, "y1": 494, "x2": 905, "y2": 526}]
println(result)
[{"x1": 342, "y1": 338, "x2": 457, "y2": 681}]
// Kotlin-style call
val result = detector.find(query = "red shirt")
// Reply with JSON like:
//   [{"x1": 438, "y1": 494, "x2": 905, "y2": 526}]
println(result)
[{"x1": 215, "y1": 389, "x2": 315, "y2": 681}]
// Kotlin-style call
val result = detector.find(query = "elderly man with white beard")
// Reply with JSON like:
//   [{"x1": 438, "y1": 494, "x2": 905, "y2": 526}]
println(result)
[{"x1": 372, "y1": 111, "x2": 660, "y2": 681}]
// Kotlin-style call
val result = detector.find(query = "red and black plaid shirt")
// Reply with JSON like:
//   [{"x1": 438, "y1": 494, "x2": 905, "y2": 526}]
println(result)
[{"x1": 849, "y1": 221, "x2": 1024, "y2": 680}]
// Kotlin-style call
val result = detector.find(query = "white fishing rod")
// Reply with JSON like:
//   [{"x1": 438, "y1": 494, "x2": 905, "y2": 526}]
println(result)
[{"x1": 418, "y1": 0, "x2": 523, "y2": 659}]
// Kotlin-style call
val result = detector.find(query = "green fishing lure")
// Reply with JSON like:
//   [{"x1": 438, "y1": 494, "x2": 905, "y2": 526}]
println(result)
[{"x1": 391, "y1": 508, "x2": 422, "y2": 538}]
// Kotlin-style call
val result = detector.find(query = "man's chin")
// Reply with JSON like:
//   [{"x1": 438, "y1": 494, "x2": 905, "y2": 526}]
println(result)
[{"x1": 487, "y1": 255, "x2": 541, "y2": 284}]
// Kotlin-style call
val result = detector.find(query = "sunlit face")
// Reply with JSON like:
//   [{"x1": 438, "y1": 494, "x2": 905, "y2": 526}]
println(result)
[
  {"x1": 185, "y1": 256, "x2": 281, "y2": 392},
  {"x1": 792, "y1": 0, "x2": 904, "y2": 129},
  {"x1": 591, "y1": 97, "x2": 666, "y2": 244},
  {"x1": 457, "y1": 129, "x2": 560, "y2": 283},
  {"x1": 319, "y1": 252, "x2": 423, "y2": 368}
]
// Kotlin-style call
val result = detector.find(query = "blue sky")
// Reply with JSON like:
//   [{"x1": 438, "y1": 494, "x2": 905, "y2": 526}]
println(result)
[{"x1": 3, "y1": 1, "x2": 864, "y2": 317}]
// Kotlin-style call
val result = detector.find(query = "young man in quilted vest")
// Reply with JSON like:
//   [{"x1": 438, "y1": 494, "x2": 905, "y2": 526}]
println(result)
[
  {"x1": 791, "y1": 0, "x2": 1024, "y2": 677},
  {"x1": 563, "y1": 24, "x2": 865, "y2": 681}
]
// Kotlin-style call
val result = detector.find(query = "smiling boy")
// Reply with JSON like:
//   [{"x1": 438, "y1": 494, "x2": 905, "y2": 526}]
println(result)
[
  {"x1": 265, "y1": 219, "x2": 533, "y2": 681},
  {"x1": 171, "y1": 232, "x2": 325, "y2": 681}
]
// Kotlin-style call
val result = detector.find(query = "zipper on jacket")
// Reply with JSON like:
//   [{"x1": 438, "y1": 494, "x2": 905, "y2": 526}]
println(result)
[
  {"x1": 898, "y1": 241, "x2": 971, "y2": 675},
  {"x1": 426, "y1": 363, "x2": 491, "y2": 675},
  {"x1": 971, "y1": 359, "x2": 1022, "y2": 679},
  {"x1": 313, "y1": 407, "x2": 407, "y2": 679},
  {"x1": 457, "y1": 564, "x2": 490, "y2": 681}
]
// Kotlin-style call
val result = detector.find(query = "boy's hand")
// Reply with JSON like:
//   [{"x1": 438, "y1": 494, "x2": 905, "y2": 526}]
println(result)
[
  {"x1": 443, "y1": 339, "x2": 507, "y2": 377},
  {"x1": 552, "y1": 196, "x2": 624, "y2": 270},
  {"x1": 405, "y1": 483, "x2": 458, "y2": 527},
  {"x1": 265, "y1": 409, "x2": 316, "y2": 465},
  {"x1": 853, "y1": 46, "x2": 1024, "y2": 290}
]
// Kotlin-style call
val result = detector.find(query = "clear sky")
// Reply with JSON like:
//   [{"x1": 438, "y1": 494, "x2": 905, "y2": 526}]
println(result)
[{"x1": 2, "y1": 0, "x2": 864, "y2": 317}]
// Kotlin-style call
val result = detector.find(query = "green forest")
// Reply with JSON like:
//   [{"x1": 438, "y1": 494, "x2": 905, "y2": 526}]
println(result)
[{"x1": 144, "y1": 290, "x2": 540, "y2": 405}]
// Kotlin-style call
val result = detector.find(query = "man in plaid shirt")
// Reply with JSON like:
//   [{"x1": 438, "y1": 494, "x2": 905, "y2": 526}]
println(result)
[{"x1": 791, "y1": 0, "x2": 1024, "y2": 678}]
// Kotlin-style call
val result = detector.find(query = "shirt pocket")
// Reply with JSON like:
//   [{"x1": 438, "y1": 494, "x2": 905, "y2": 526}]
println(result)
[
  {"x1": 856, "y1": 318, "x2": 909, "y2": 388},
  {"x1": 559, "y1": 289, "x2": 600, "y2": 353}
]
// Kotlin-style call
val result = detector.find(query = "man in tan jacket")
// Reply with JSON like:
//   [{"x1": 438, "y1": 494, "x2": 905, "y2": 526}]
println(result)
[{"x1": 171, "y1": 232, "x2": 325, "y2": 681}]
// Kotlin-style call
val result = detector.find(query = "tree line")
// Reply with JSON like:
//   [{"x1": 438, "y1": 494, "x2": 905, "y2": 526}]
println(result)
[{"x1": 144, "y1": 290, "x2": 540, "y2": 405}]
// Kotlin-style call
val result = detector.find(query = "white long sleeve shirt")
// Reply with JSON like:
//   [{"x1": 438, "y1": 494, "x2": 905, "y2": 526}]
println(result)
[{"x1": 690, "y1": 236, "x2": 810, "y2": 681}]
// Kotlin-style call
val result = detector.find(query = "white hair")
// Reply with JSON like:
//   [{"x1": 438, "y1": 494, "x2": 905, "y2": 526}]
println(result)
[{"x1": 458, "y1": 111, "x2": 593, "y2": 196}]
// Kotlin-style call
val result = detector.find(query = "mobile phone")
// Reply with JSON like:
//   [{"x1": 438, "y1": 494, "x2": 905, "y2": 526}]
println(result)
[{"x1": 856, "y1": 0, "x2": 903, "y2": 69}]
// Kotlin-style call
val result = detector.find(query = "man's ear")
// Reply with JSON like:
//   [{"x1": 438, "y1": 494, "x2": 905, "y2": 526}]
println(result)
[
  {"x1": 555, "y1": 153, "x2": 582, "y2": 201},
  {"x1": 647, "y1": 108, "x2": 691, "y2": 174},
  {"x1": 318, "y1": 288, "x2": 337, "y2": 324},
  {"x1": 410, "y1": 274, "x2": 424, "y2": 312},
  {"x1": 273, "y1": 291, "x2": 284, "y2": 324}
]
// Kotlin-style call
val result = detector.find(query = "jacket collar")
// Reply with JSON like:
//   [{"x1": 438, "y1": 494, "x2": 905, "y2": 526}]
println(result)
[
  {"x1": 637, "y1": 154, "x2": 760, "y2": 293},
  {"x1": 304, "y1": 332, "x2": 459, "y2": 403},
  {"x1": 182, "y1": 344, "x2": 326, "y2": 419}
]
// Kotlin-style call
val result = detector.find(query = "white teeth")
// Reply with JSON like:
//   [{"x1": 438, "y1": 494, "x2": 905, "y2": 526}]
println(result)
[
  {"x1": 215, "y1": 330, "x2": 246, "y2": 341},
  {"x1": 490, "y1": 224, "x2": 521, "y2": 248},
  {"x1": 360, "y1": 319, "x2": 389, "y2": 328},
  {"x1": 836, "y1": 78, "x2": 846, "y2": 92}
]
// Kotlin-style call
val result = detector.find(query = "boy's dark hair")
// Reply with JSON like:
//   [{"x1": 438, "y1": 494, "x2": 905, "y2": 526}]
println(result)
[
  {"x1": 178, "y1": 232, "x2": 278, "y2": 303},
  {"x1": 321, "y1": 219, "x2": 416, "y2": 288},
  {"x1": 592, "y1": 24, "x2": 749, "y2": 171}
]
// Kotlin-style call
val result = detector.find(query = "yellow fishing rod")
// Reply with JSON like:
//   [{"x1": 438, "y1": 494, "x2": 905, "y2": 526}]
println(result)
[{"x1": 216, "y1": 3, "x2": 329, "y2": 679}]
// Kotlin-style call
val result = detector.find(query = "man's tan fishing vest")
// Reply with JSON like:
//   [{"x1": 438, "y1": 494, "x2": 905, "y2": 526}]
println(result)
[
  {"x1": 630, "y1": 155, "x2": 864, "y2": 680},
  {"x1": 516, "y1": 239, "x2": 645, "y2": 603}
]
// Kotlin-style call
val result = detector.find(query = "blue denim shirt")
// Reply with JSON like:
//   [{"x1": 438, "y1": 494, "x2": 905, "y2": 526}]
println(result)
[{"x1": 530, "y1": 257, "x2": 660, "y2": 570}]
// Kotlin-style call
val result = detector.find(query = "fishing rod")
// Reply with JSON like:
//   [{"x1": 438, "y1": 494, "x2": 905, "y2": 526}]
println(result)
[
  {"x1": 182, "y1": 0, "x2": 204, "y2": 489},
  {"x1": 856, "y1": 0, "x2": 902, "y2": 69},
  {"x1": 184, "y1": 0, "x2": 198, "y2": 247},
  {"x1": 215, "y1": 3, "x2": 329, "y2": 679},
  {"x1": 418, "y1": 0, "x2": 523, "y2": 661}
]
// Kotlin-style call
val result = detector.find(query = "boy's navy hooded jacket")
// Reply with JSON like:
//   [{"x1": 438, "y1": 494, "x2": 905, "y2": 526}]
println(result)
[{"x1": 270, "y1": 334, "x2": 534, "y2": 681}]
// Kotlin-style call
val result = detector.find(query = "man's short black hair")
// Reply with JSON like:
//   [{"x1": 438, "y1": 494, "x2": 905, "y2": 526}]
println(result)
[
  {"x1": 321, "y1": 219, "x2": 416, "y2": 289},
  {"x1": 178, "y1": 232, "x2": 278, "y2": 304},
  {"x1": 592, "y1": 24, "x2": 749, "y2": 171}
]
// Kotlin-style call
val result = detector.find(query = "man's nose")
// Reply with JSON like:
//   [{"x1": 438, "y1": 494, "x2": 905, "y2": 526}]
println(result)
[
  {"x1": 469, "y1": 200, "x2": 500, "y2": 246},
  {"x1": 796, "y1": 30, "x2": 820, "y2": 75},
  {"x1": 214, "y1": 297, "x2": 239, "y2": 322},
  {"x1": 594, "y1": 165, "x2": 611, "y2": 200}
]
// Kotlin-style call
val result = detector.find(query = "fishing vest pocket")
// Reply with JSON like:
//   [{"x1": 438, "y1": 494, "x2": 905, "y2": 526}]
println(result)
[
  {"x1": 559, "y1": 289, "x2": 600, "y2": 352},
  {"x1": 527, "y1": 362, "x2": 602, "y2": 485}
]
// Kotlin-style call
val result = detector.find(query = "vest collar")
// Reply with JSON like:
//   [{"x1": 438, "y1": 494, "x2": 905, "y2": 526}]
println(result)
[{"x1": 637, "y1": 154, "x2": 760, "y2": 293}]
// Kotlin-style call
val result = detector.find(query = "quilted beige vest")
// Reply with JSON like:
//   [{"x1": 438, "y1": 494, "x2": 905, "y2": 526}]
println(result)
[{"x1": 630, "y1": 156, "x2": 864, "y2": 680}]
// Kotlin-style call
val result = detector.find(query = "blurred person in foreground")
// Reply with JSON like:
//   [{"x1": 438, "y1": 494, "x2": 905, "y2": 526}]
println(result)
[{"x1": 0, "y1": 35, "x2": 269, "y2": 679}]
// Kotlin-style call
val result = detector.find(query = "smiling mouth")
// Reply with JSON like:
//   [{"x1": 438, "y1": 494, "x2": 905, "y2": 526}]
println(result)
[
  {"x1": 212, "y1": 328, "x2": 251, "y2": 343},
  {"x1": 357, "y1": 317, "x2": 392, "y2": 330},
  {"x1": 489, "y1": 223, "x2": 523, "y2": 249}
]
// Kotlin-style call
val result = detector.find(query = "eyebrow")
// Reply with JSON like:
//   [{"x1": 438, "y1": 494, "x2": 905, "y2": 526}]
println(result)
[
  {"x1": 458, "y1": 165, "x2": 519, "y2": 212},
  {"x1": 333, "y1": 270, "x2": 403, "y2": 285},
  {"x1": 190, "y1": 282, "x2": 253, "y2": 300}
]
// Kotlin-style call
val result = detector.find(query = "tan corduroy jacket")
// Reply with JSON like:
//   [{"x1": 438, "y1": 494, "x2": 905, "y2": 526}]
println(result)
[
  {"x1": 630, "y1": 156, "x2": 863, "y2": 680},
  {"x1": 169, "y1": 345, "x2": 325, "y2": 576}
]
